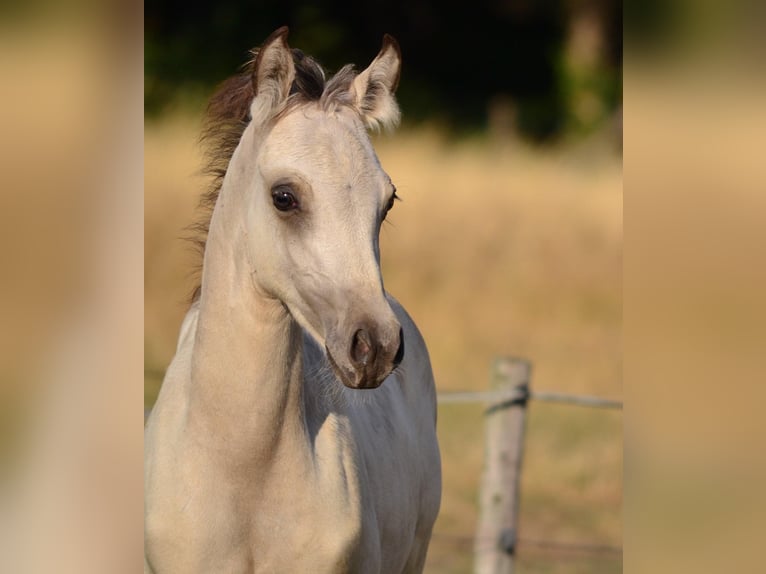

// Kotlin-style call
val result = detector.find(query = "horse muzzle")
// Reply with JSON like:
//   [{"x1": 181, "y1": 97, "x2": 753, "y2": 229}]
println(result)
[{"x1": 325, "y1": 322, "x2": 404, "y2": 389}]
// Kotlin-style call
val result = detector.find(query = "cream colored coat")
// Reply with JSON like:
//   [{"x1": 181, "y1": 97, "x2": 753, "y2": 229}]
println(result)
[{"x1": 144, "y1": 29, "x2": 441, "y2": 574}]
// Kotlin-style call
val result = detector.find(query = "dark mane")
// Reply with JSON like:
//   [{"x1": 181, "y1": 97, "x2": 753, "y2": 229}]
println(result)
[{"x1": 188, "y1": 48, "x2": 358, "y2": 302}]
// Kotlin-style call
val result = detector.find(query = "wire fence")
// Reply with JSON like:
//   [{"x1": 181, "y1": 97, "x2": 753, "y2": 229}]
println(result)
[
  {"x1": 437, "y1": 357, "x2": 622, "y2": 573},
  {"x1": 431, "y1": 532, "x2": 623, "y2": 557},
  {"x1": 437, "y1": 389, "x2": 622, "y2": 409}
]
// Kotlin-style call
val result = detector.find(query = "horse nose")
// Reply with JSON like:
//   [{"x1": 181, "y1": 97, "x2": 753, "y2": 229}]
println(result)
[
  {"x1": 393, "y1": 328, "x2": 405, "y2": 367},
  {"x1": 348, "y1": 323, "x2": 402, "y2": 387},
  {"x1": 351, "y1": 328, "x2": 376, "y2": 368}
]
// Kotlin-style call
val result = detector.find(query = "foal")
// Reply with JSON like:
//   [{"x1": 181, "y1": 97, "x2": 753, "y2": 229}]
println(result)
[{"x1": 145, "y1": 28, "x2": 441, "y2": 573}]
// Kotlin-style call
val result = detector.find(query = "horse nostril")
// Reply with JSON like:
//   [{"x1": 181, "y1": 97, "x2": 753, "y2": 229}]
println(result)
[
  {"x1": 351, "y1": 329, "x2": 374, "y2": 366},
  {"x1": 393, "y1": 328, "x2": 405, "y2": 367}
]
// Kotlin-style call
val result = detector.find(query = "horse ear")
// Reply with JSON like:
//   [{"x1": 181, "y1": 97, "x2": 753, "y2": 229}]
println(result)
[
  {"x1": 250, "y1": 27, "x2": 295, "y2": 123},
  {"x1": 351, "y1": 34, "x2": 402, "y2": 131}
]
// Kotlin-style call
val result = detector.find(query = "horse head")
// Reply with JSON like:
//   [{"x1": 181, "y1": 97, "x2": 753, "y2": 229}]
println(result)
[{"x1": 229, "y1": 28, "x2": 404, "y2": 389}]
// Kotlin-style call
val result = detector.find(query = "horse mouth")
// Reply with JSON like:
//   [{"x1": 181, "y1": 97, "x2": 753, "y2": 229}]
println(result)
[{"x1": 325, "y1": 346, "x2": 383, "y2": 390}]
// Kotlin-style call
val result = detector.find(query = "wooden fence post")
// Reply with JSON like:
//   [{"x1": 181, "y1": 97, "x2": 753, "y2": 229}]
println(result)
[{"x1": 474, "y1": 357, "x2": 531, "y2": 574}]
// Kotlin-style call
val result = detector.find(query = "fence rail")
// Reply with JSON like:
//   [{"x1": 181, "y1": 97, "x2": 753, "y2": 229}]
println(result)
[
  {"x1": 431, "y1": 532, "x2": 622, "y2": 557},
  {"x1": 437, "y1": 389, "x2": 622, "y2": 409}
]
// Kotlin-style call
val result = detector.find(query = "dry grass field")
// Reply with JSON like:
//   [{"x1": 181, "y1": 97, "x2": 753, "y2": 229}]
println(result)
[{"x1": 145, "y1": 114, "x2": 622, "y2": 573}]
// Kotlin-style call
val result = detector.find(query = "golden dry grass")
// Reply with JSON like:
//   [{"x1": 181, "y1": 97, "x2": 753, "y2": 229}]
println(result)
[{"x1": 145, "y1": 115, "x2": 622, "y2": 573}]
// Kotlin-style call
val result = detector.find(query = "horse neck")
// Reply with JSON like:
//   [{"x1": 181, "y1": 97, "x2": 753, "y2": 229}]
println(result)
[{"x1": 186, "y1": 145, "x2": 308, "y2": 467}]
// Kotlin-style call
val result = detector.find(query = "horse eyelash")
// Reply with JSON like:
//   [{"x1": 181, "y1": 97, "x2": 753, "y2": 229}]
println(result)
[
  {"x1": 390, "y1": 187, "x2": 401, "y2": 206},
  {"x1": 384, "y1": 192, "x2": 400, "y2": 216}
]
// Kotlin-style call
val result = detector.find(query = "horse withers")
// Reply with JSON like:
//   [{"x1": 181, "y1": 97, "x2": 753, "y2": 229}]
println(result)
[{"x1": 144, "y1": 28, "x2": 441, "y2": 573}]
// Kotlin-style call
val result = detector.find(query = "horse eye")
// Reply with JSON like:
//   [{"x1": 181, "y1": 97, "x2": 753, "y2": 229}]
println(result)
[{"x1": 271, "y1": 186, "x2": 298, "y2": 212}]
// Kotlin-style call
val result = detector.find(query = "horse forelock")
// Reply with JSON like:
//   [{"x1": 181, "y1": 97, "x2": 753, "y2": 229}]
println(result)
[{"x1": 188, "y1": 49, "x2": 361, "y2": 303}]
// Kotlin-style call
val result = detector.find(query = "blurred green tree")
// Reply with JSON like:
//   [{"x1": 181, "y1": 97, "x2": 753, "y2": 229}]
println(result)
[{"x1": 145, "y1": 0, "x2": 622, "y2": 142}]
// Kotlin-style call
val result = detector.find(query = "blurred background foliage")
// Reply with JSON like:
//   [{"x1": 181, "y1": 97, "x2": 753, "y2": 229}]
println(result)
[{"x1": 145, "y1": 0, "x2": 622, "y2": 142}]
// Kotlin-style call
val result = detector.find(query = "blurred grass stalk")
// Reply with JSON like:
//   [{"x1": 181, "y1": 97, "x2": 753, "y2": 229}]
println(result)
[
  {"x1": 625, "y1": 0, "x2": 766, "y2": 572},
  {"x1": 0, "y1": 1, "x2": 143, "y2": 573}
]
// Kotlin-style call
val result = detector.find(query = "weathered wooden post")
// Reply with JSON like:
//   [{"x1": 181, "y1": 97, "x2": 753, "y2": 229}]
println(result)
[{"x1": 474, "y1": 357, "x2": 531, "y2": 574}]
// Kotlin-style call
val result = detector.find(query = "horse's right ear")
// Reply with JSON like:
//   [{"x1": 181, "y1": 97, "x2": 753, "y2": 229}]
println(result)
[
  {"x1": 351, "y1": 34, "x2": 402, "y2": 131},
  {"x1": 250, "y1": 27, "x2": 295, "y2": 124}
]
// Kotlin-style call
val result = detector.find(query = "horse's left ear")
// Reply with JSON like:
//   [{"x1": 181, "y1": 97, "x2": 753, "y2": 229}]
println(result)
[
  {"x1": 351, "y1": 34, "x2": 402, "y2": 131},
  {"x1": 250, "y1": 26, "x2": 295, "y2": 124}
]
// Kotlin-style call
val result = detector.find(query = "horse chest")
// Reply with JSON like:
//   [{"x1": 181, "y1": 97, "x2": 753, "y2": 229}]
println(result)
[
  {"x1": 242, "y1": 418, "x2": 381, "y2": 572},
  {"x1": 146, "y1": 466, "x2": 369, "y2": 574}
]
